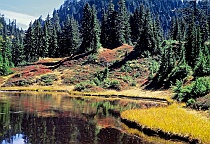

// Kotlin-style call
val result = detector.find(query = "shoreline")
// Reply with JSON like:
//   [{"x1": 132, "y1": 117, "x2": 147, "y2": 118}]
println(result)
[{"x1": 0, "y1": 86, "x2": 171, "y2": 104}]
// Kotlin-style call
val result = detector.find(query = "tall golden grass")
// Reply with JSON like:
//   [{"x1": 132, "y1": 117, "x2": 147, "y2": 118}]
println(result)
[{"x1": 121, "y1": 104, "x2": 210, "y2": 143}]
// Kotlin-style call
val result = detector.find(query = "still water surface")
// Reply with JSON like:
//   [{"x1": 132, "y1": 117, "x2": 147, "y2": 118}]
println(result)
[{"x1": 0, "y1": 92, "x2": 155, "y2": 144}]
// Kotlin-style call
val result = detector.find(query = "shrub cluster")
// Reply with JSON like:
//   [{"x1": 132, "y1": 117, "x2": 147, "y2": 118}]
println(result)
[
  {"x1": 74, "y1": 81, "x2": 96, "y2": 92},
  {"x1": 62, "y1": 76, "x2": 77, "y2": 85},
  {"x1": 120, "y1": 60, "x2": 141, "y2": 72},
  {"x1": 37, "y1": 74, "x2": 58, "y2": 86},
  {"x1": 14, "y1": 79, "x2": 33, "y2": 86},
  {"x1": 173, "y1": 77, "x2": 210, "y2": 106},
  {"x1": 73, "y1": 66, "x2": 122, "y2": 91},
  {"x1": 3, "y1": 78, "x2": 34, "y2": 87}
]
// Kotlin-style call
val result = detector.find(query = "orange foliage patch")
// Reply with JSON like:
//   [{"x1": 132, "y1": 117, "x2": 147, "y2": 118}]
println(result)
[
  {"x1": 18, "y1": 65, "x2": 52, "y2": 78},
  {"x1": 99, "y1": 44, "x2": 133, "y2": 62}
]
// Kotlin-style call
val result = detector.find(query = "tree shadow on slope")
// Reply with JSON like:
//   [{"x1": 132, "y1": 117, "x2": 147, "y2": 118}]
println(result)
[
  {"x1": 142, "y1": 75, "x2": 169, "y2": 90},
  {"x1": 49, "y1": 51, "x2": 93, "y2": 70},
  {"x1": 25, "y1": 51, "x2": 93, "y2": 70},
  {"x1": 108, "y1": 50, "x2": 140, "y2": 70}
]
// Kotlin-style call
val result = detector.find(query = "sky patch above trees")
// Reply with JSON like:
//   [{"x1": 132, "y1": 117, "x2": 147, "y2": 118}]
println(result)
[{"x1": 0, "y1": 0, "x2": 64, "y2": 29}]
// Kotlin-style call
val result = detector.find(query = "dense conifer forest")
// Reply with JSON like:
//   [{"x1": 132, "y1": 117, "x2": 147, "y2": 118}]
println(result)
[{"x1": 0, "y1": 0, "x2": 210, "y2": 107}]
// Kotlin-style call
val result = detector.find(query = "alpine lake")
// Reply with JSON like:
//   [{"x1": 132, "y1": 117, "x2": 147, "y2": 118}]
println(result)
[{"x1": 0, "y1": 91, "x2": 166, "y2": 144}]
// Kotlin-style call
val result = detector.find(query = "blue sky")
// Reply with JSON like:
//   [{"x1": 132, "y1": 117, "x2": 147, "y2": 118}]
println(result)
[{"x1": 0, "y1": 0, "x2": 64, "y2": 29}]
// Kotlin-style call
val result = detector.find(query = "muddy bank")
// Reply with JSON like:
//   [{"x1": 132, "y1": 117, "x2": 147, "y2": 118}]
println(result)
[{"x1": 120, "y1": 118, "x2": 200, "y2": 144}]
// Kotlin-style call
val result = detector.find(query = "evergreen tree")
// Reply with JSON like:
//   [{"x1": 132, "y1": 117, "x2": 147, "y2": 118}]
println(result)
[
  {"x1": 52, "y1": 9, "x2": 61, "y2": 33},
  {"x1": 63, "y1": 15, "x2": 80, "y2": 56},
  {"x1": 60, "y1": 16, "x2": 70, "y2": 57},
  {"x1": 153, "y1": 15, "x2": 163, "y2": 54},
  {"x1": 194, "y1": 49, "x2": 210, "y2": 77},
  {"x1": 12, "y1": 32, "x2": 25, "y2": 66},
  {"x1": 167, "y1": 44, "x2": 192, "y2": 85},
  {"x1": 0, "y1": 16, "x2": 14, "y2": 75},
  {"x1": 52, "y1": 9, "x2": 62, "y2": 57},
  {"x1": 24, "y1": 22, "x2": 37, "y2": 62},
  {"x1": 80, "y1": 3, "x2": 93, "y2": 53},
  {"x1": 33, "y1": 20, "x2": 42, "y2": 59},
  {"x1": 45, "y1": 14, "x2": 54, "y2": 57},
  {"x1": 157, "y1": 42, "x2": 176, "y2": 85},
  {"x1": 130, "y1": 5, "x2": 145, "y2": 43},
  {"x1": 0, "y1": 35, "x2": 4, "y2": 75},
  {"x1": 134, "y1": 9, "x2": 156, "y2": 56},
  {"x1": 118, "y1": 0, "x2": 131, "y2": 44},
  {"x1": 170, "y1": 16, "x2": 181, "y2": 41},
  {"x1": 49, "y1": 26, "x2": 59, "y2": 57},
  {"x1": 80, "y1": 3, "x2": 101, "y2": 53},
  {"x1": 41, "y1": 22, "x2": 49, "y2": 58},
  {"x1": 200, "y1": 12, "x2": 209, "y2": 44},
  {"x1": 105, "y1": 0, "x2": 115, "y2": 48},
  {"x1": 179, "y1": 17, "x2": 187, "y2": 41},
  {"x1": 117, "y1": 0, "x2": 126, "y2": 44},
  {"x1": 90, "y1": 6, "x2": 101, "y2": 53},
  {"x1": 100, "y1": 9, "x2": 108, "y2": 47},
  {"x1": 185, "y1": 14, "x2": 199, "y2": 68},
  {"x1": 69, "y1": 16, "x2": 80, "y2": 55},
  {"x1": 109, "y1": 11, "x2": 121, "y2": 48},
  {"x1": 1, "y1": 35, "x2": 13, "y2": 75},
  {"x1": 105, "y1": 0, "x2": 121, "y2": 48}
]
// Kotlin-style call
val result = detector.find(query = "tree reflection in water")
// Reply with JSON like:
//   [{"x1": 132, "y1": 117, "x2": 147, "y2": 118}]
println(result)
[{"x1": 0, "y1": 92, "x2": 155, "y2": 144}]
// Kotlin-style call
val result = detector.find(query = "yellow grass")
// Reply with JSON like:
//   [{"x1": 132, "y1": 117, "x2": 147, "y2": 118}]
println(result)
[
  {"x1": 70, "y1": 89, "x2": 173, "y2": 100},
  {"x1": 121, "y1": 103, "x2": 210, "y2": 143},
  {"x1": 0, "y1": 85, "x2": 74, "y2": 92}
]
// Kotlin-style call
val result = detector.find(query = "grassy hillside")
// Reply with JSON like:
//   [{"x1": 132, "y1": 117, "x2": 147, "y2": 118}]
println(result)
[{"x1": 1, "y1": 44, "x2": 148, "y2": 91}]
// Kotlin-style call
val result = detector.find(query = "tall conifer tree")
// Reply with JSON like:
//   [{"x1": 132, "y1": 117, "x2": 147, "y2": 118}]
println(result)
[
  {"x1": 185, "y1": 14, "x2": 197, "y2": 68},
  {"x1": 80, "y1": 3, "x2": 93, "y2": 53},
  {"x1": 34, "y1": 20, "x2": 42, "y2": 59},
  {"x1": 41, "y1": 22, "x2": 50, "y2": 57},
  {"x1": 50, "y1": 26, "x2": 59, "y2": 57},
  {"x1": 100, "y1": 9, "x2": 108, "y2": 47},
  {"x1": 80, "y1": 3, "x2": 101, "y2": 53},
  {"x1": 134, "y1": 8, "x2": 156, "y2": 56},
  {"x1": 24, "y1": 22, "x2": 36, "y2": 62},
  {"x1": 105, "y1": 0, "x2": 122, "y2": 48},
  {"x1": 118, "y1": 0, "x2": 131, "y2": 44},
  {"x1": 63, "y1": 15, "x2": 80, "y2": 56},
  {"x1": 90, "y1": 6, "x2": 101, "y2": 53}
]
